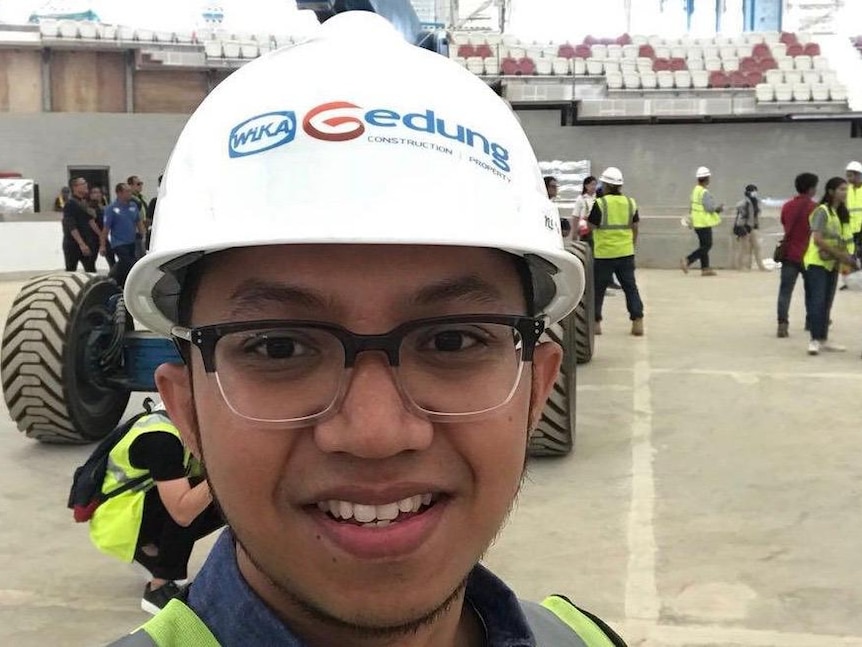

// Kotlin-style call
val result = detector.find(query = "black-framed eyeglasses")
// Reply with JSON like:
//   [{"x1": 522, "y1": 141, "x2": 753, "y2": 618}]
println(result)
[{"x1": 172, "y1": 314, "x2": 545, "y2": 426}]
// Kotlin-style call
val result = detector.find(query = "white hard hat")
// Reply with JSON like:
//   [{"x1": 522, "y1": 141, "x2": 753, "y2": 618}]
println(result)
[
  {"x1": 696, "y1": 166, "x2": 711, "y2": 178},
  {"x1": 124, "y1": 11, "x2": 584, "y2": 335},
  {"x1": 847, "y1": 161, "x2": 862, "y2": 174},
  {"x1": 599, "y1": 167, "x2": 623, "y2": 185}
]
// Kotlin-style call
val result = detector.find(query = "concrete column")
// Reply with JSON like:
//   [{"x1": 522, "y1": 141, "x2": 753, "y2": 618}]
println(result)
[
  {"x1": 124, "y1": 49, "x2": 134, "y2": 113},
  {"x1": 40, "y1": 48, "x2": 51, "y2": 112}
]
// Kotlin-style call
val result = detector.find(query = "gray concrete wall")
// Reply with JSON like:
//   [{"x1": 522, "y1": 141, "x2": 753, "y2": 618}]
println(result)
[
  {"x1": 516, "y1": 110, "x2": 860, "y2": 211},
  {"x1": 0, "y1": 113, "x2": 190, "y2": 205}
]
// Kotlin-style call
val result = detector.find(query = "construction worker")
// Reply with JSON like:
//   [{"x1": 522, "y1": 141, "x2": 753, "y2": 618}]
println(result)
[
  {"x1": 681, "y1": 166, "x2": 724, "y2": 276},
  {"x1": 846, "y1": 161, "x2": 862, "y2": 255},
  {"x1": 588, "y1": 167, "x2": 644, "y2": 336},
  {"x1": 113, "y1": 11, "x2": 625, "y2": 647}
]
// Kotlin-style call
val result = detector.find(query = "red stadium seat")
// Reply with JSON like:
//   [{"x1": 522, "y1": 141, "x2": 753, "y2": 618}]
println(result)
[
  {"x1": 740, "y1": 56, "x2": 759, "y2": 73},
  {"x1": 752, "y1": 43, "x2": 771, "y2": 59},
  {"x1": 708, "y1": 71, "x2": 729, "y2": 88},
  {"x1": 804, "y1": 42, "x2": 821, "y2": 56},
  {"x1": 653, "y1": 57, "x2": 670, "y2": 71},
  {"x1": 729, "y1": 71, "x2": 749, "y2": 87},
  {"x1": 518, "y1": 57, "x2": 536, "y2": 75},
  {"x1": 758, "y1": 57, "x2": 777, "y2": 71},
  {"x1": 558, "y1": 44, "x2": 576, "y2": 59},
  {"x1": 780, "y1": 32, "x2": 798, "y2": 46},
  {"x1": 501, "y1": 57, "x2": 519, "y2": 75},
  {"x1": 574, "y1": 44, "x2": 592, "y2": 58},
  {"x1": 638, "y1": 44, "x2": 656, "y2": 59},
  {"x1": 616, "y1": 33, "x2": 632, "y2": 45},
  {"x1": 475, "y1": 44, "x2": 493, "y2": 58},
  {"x1": 457, "y1": 44, "x2": 475, "y2": 58},
  {"x1": 583, "y1": 35, "x2": 597, "y2": 45},
  {"x1": 745, "y1": 71, "x2": 763, "y2": 87},
  {"x1": 669, "y1": 57, "x2": 687, "y2": 71},
  {"x1": 786, "y1": 43, "x2": 804, "y2": 57}
]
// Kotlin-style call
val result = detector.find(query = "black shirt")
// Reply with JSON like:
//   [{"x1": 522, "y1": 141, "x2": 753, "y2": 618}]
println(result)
[
  {"x1": 588, "y1": 197, "x2": 640, "y2": 227},
  {"x1": 62, "y1": 198, "x2": 99, "y2": 245},
  {"x1": 128, "y1": 431, "x2": 186, "y2": 481}
]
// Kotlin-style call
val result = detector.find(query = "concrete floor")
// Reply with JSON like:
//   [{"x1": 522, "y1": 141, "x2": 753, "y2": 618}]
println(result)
[{"x1": 1, "y1": 269, "x2": 862, "y2": 647}]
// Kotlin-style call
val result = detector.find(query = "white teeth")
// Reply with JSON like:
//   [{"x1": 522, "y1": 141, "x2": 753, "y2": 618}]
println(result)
[{"x1": 318, "y1": 494, "x2": 437, "y2": 523}]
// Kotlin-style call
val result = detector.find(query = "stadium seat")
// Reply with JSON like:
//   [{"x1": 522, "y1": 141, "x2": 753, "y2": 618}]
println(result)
[
  {"x1": 620, "y1": 59, "x2": 637, "y2": 73},
  {"x1": 223, "y1": 40, "x2": 241, "y2": 58},
  {"x1": 811, "y1": 83, "x2": 830, "y2": 101},
  {"x1": 669, "y1": 57, "x2": 687, "y2": 71},
  {"x1": 592, "y1": 44, "x2": 608, "y2": 59},
  {"x1": 746, "y1": 32, "x2": 765, "y2": 45},
  {"x1": 485, "y1": 57, "x2": 500, "y2": 75},
  {"x1": 715, "y1": 35, "x2": 733, "y2": 46},
  {"x1": 573, "y1": 58, "x2": 587, "y2": 75},
  {"x1": 606, "y1": 72, "x2": 624, "y2": 89},
  {"x1": 736, "y1": 44, "x2": 753, "y2": 59},
  {"x1": 723, "y1": 58, "x2": 740, "y2": 72},
  {"x1": 797, "y1": 32, "x2": 813, "y2": 45},
  {"x1": 771, "y1": 42, "x2": 787, "y2": 58},
  {"x1": 204, "y1": 40, "x2": 223, "y2": 57},
  {"x1": 638, "y1": 44, "x2": 656, "y2": 59},
  {"x1": 783, "y1": 70, "x2": 802, "y2": 85},
  {"x1": 804, "y1": 42, "x2": 821, "y2": 57},
  {"x1": 79, "y1": 22, "x2": 98, "y2": 39},
  {"x1": 654, "y1": 45, "x2": 671, "y2": 59},
  {"x1": 765, "y1": 69, "x2": 783, "y2": 85},
  {"x1": 558, "y1": 44, "x2": 576, "y2": 58},
  {"x1": 740, "y1": 57, "x2": 759, "y2": 73},
  {"x1": 657, "y1": 70, "x2": 674, "y2": 89},
  {"x1": 632, "y1": 35, "x2": 648, "y2": 46},
  {"x1": 813, "y1": 56, "x2": 829, "y2": 71},
  {"x1": 501, "y1": 57, "x2": 519, "y2": 75},
  {"x1": 745, "y1": 71, "x2": 763, "y2": 86},
  {"x1": 455, "y1": 42, "x2": 475, "y2": 56},
  {"x1": 670, "y1": 45, "x2": 686, "y2": 59},
  {"x1": 617, "y1": 33, "x2": 633, "y2": 45},
  {"x1": 795, "y1": 55, "x2": 812, "y2": 71},
  {"x1": 57, "y1": 20, "x2": 79, "y2": 38},
  {"x1": 102, "y1": 24, "x2": 118, "y2": 40},
  {"x1": 793, "y1": 83, "x2": 811, "y2": 101},
  {"x1": 803, "y1": 70, "x2": 821, "y2": 85},
  {"x1": 575, "y1": 44, "x2": 592, "y2": 58},
  {"x1": 758, "y1": 57, "x2": 778, "y2": 71},
  {"x1": 526, "y1": 46, "x2": 543, "y2": 60},
  {"x1": 603, "y1": 60, "x2": 620, "y2": 74},
  {"x1": 755, "y1": 83, "x2": 775, "y2": 101},
  {"x1": 780, "y1": 32, "x2": 798, "y2": 46},
  {"x1": 703, "y1": 45, "x2": 720, "y2": 59},
  {"x1": 786, "y1": 43, "x2": 804, "y2": 57},
  {"x1": 830, "y1": 84, "x2": 848, "y2": 102},
  {"x1": 653, "y1": 58, "x2": 671, "y2": 71},
  {"x1": 623, "y1": 72, "x2": 640, "y2": 89},
  {"x1": 821, "y1": 70, "x2": 838, "y2": 85},
  {"x1": 583, "y1": 35, "x2": 598, "y2": 45},
  {"x1": 691, "y1": 70, "x2": 709, "y2": 89},
  {"x1": 729, "y1": 71, "x2": 749, "y2": 87},
  {"x1": 705, "y1": 57, "x2": 722, "y2": 72},
  {"x1": 774, "y1": 83, "x2": 793, "y2": 101},
  {"x1": 466, "y1": 57, "x2": 485, "y2": 75},
  {"x1": 674, "y1": 70, "x2": 692, "y2": 88},
  {"x1": 623, "y1": 44, "x2": 639, "y2": 59},
  {"x1": 752, "y1": 43, "x2": 771, "y2": 59},
  {"x1": 552, "y1": 57, "x2": 570, "y2": 75},
  {"x1": 510, "y1": 46, "x2": 526, "y2": 59},
  {"x1": 688, "y1": 58, "x2": 705, "y2": 71},
  {"x1": 637, "y1": 56, "x2": 654, "y2": 72},
  {"x1": 719, "y1": 45, "x2": 736, "y2": 60},
  {"x1": 686, "y1": 45, "x2": 704, "y2": 60},
  {"x1": 708, "y1": 71, "x2": 729, "y2": 88},
  {"x1": 519, "y1": 57, "x2": 536, "y2": 75},
  {"x1": 777, "y1": 57, "x2": 794, "y2": 71},
  {"x1": 241, "y1": 42, "x2": 259, "y2": 58},
  {"x1": 640, "y1": 70, "x2": 658, "y2": 88},
  {"x1": 475, "y1": 44, "x2": 493, "y2": 58}
]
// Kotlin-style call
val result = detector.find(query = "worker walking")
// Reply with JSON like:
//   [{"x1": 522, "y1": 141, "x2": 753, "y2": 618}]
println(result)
[
  {"x1": 588, "y1": 166, "x2": 645, "y2": 336},
  {"x1": 681, "y1": 166, "x2": 724, "y2": 276},
  {"x1": 846, "y1": 161, "x2": 862, "y2": 254}
]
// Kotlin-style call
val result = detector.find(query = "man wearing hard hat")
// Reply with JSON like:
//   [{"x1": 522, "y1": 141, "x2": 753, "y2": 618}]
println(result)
[
  {"x1": 587, "y1": 167, "x2": 645, "y2": 336},
  {"x1": 109, "y1": 11, "x2": 626, "y2": 647},
  {"x1": 846, "y1": 161, "x2": 862, "y2": 254},
  {"x1": 681, "y1": 166, "x2": 724, "y2": 276}
]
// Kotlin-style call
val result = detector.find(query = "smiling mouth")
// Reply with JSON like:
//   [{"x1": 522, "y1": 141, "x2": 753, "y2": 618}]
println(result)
[{"x1": 313, "y1": 494, "x2": 443, "y2": 528}]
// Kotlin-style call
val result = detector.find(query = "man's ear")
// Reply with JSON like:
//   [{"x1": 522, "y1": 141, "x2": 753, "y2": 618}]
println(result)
[
  {"x1": 528, "y1": 339, "x2": 563, "y2": 431},
  {"x1": 155, "y1": 362, "x2": 201, "y2": 458}
]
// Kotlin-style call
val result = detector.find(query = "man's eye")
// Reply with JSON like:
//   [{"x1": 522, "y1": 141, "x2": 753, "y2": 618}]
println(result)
[{"x1": 242, "y1": 335, "x2": 308, "y2": 359}]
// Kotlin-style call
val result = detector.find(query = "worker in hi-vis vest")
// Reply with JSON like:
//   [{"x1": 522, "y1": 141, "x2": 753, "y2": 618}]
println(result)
[
  {"x1": 846, "y1": 161, "x2": 862, "y2": 254},
  {"x1": 587, "y1": 167, "x2": 645, "y2": 337},
  {"x1": 681, "y1": 166, "x2": 724, "y2": 276}
]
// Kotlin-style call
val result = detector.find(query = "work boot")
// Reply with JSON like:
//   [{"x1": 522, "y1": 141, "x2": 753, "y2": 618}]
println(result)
[
  {"x1": 679, "y1": 258, "x2": 689, "y2": 274},
  {"x1": 594, "y1": 321, "x2": 602, "y2": 335},
  {"x1": 777, "y1": 323, "x2": 789, "y2": 338},
  {"x1": 701, "y1": 268, "x2": 717, "y2": 277},
  {"x1": 631, "y1": 318, "x2": 644, "y2": 336}
]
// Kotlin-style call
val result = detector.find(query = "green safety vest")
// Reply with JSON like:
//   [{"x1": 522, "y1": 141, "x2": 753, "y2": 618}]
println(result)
[
  {"x1": 848, "y1": 184, "x2": 862, "y2": 236},
  {"x1": 110, "y1": 595, "x2": 624, "y2": 647},
  {"x1": 802, "y1": 204, "x2": 848, "y2": 272},
  {"x1": 592, "y1": 194, "x2": 637, "y2": 259},
  {"x1": 89, "y1": 413, "x2": 199, "y2": 563},
  {"x1": 690, "y1": 184, "x2": 721, "y2": 229}
]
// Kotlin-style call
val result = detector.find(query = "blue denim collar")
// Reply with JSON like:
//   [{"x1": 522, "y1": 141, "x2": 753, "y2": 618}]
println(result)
[{"x1": 187, "y1": 530, "x2": 535, "y2": 646}]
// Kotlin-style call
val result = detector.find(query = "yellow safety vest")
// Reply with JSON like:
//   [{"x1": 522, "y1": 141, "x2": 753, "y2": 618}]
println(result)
[
  {"x1": 802, "y1": 205, "x2": 846, "y2": 272},
  {"x1": 89, "y1": 413, "x2": 199, "y2": 563},
  {"x1": 592, "y1": 194, "x2": 637, "y2": 259},
  {"x1": 847, "y1": 184, "x2": 862, "y2": 236},
  {"x1": 112, "y1": 595, "x2": 621, "y2": 646},
  {"x1": 690, "y1": 184, "x2": 721, "y2": 229}
]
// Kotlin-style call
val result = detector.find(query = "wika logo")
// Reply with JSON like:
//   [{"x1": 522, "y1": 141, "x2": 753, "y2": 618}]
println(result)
[{"x1": 228, "y1": 111, "x2": 297, "y2": 158}]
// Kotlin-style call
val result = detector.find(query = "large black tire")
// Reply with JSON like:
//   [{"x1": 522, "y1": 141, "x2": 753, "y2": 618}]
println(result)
[
  {"x1": 528, "y1": 308, "x2": 577, "y2": 457},
  {"x1": 570, "y1": 241, "x2": 595, "y2": 364},
  {"x1": 1, "y1": 272, "x2": 131, "y2": 443}
]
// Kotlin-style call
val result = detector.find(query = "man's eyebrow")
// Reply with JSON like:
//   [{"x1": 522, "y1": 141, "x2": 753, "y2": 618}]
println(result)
[
  {"x1": 410, "y1": 276, "x2": 505, "y2": 307},
  {"x1": 227, "y1": 280, "x2": 330, "y2": 317}
]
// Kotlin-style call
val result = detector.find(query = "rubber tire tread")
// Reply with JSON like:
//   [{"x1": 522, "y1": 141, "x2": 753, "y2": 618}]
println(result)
[
  {"x1": 569, "y1": 241, "x2": 595, "y2": 365},
  {"x1": 528, "y1": 307, "x2": 577, "y2": 457},
  {"x1": 1, "y1": 272, "x2": 128, "y2": 443}
]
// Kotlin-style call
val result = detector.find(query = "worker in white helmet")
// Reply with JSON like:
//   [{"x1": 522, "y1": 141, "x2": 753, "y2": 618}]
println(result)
[
  {"x1": 681, "y1": 166, "x2": 724, "y2": 276},
  {"x1": 113, "y1": 11, "x2": 625, "y2": 647},
  {"x1": 587, "y1": 167, "x2": 644, "y2": 336}
]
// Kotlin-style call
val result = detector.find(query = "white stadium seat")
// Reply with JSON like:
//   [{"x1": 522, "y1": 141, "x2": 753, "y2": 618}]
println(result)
[
  {"x1": 607, "y1": 44, "x2": 623, "y2": 60},
  {"x1": 136, "y1": 29, "x2": 154, "y2": 42},
  {"x1": 241, "y1": 42, "x2": 259, "y2": 58},
  {"x1": 692, "y1": 70, "x2": 709, "y2": 89},
  {"x1": 803, "y1": 71, "x2": 821, "y2": 85},
  {"x1": 687, "y1": 46, "x2": 703, "y2": 60},
  {"x1": 620, "y1": 59, "x2": 637, "y2": 74},
  {"x1": 484, "y1": 57, "x2": 500, "y2": 75},
  {"x1": 736, "y1": 44, "x2": 753, "y2": 58},
  {"x1": 535, "y1": 58, "x2": 553, "y2": 75},
  {"x1": 603, "y1": 60, "x2": 621, "y2": 74},
  {"x1": 770, "y1": 42, "x2": 787, "y2": 58},
  {"x1": 830, "y1": 85, "x2": 848, "y2": 102},
  {"x1": 640, "y1": 71, "x2": 657, "y2": 88},
  {"x1": 452, "y1": 57, "x2": 466, "y2": 68},
  {"x1": 204, "y1": 40, "x2": 223, "y2": 57},
  {"x1": 774, "y1": 83, "x2": 793, "y2": 101},
  {"x1": 637, "y1": 57, "x2": 653, "y2": 72},
  {"x1": 552, "y1": 57, "x2": 570, "y2": 75},
  {"x1": 755, "y1": 83, "x2": 774, "y2": 101},
  {"x1": 795, "y1": 55, "x2": 812, "y2": 71},
  {"x1": 820, "y1": 70, "x2": 838, "y2": 85},
  {"x1": 703, "y1": 45, "x2": 719, "y2": 59},
  {"x1": 811, "y1": 83, "x2": 830, "y2": 102},
  {"x1": 793, "y1": 83, "x2": 811, "y2": 102},
  {"x1": 39, "y1": 19, "x2": 59, "y2": 37},
  {"x1": 509, "y1": 46, "x2": 526, "y2": 59},
  {"x1": 722, "y1": 58, "x2": 739, "y2": 72},
  {"x1": 688, "y1": 58, "x2": 705, "y2": 71},
  {"x1": 671, "y1": 45, "x2": 687, "y2": 59},
  {"x1": 654, "y1": 45, "x2": 670, "y2": 59},
  {"x1": 705, "y1": 57, "x2": 722, "y2": 72},
  {"x1": 813, "y1": 56, "x2": 829, "y2": 71},
  {"x1": 542, "y1": 45, "x2": 557, "y2": 58},
  {"x1": 586, "y1": 58, "x2": 604, "y2": 75},
  {"x1": 623, "y1": 44, "x2": 639, "y2": 59},
  {"x1": 623, "y1": 72, "x2": 641, "y2": 89},
  {"x1": 222, "y1": 40, "x2": 241, "y2": 58},
  {"x1": 657, "y1": 70, "x2": 674, "y2": 89},
  {"x1": 79, "y1": 21, "x2": 98, "y2": 39},
  {"x1": 765, "y1": 69, "x2": 783, "y2": 85},
  {"x1": 632, "y1": 35, "x2": 648, "y2": 46},
  {"x1": 573, "y1": 58, "x2": 587, "y2": 75},
  {"x1": 175, "y1": 30, "x2": 194, "y2": 43},
  {"x1": 719, "y1": 45, "x2": 736, "y2": 59},
  {"x1": 592, "y1": 44, "x2": 608, "y2": 59},
  {"x1": 674, "y1": 70, "x2": 692, "y2": 88},
  {"x1": 58, "y1": 20, "x2": 79, "y2": 38},
  {"x1": 783, "y1": 70, "x2": 802, "y2": 85},
  {"x1": 777, "y1": 57, "x2": 794, "y2": 71},
  {"x1": 606, "y1": 72, "x2": 624, "y2": 89},
  {"x1": 466, "y1": 57, "x2": 485, "y2": 75}
]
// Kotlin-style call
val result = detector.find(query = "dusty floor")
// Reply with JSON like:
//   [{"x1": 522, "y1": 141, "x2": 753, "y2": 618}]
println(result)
[{"x1": 1, "y1": 269, "x2": 861, "y2": 647}]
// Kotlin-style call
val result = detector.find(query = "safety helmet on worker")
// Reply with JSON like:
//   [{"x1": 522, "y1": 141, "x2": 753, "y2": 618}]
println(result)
[
  {"x1": 696, "y1": 166, "x2": 711, "y2": 179},
  {"x1": 599, "y1": 167, "x2": 624, "y2": 186},
  {"x1": 123, "y1": 11, "x2": 584, "y2": 336},
  {"x1": 846, "y1": 161, "x2": 862, "y2": 175}
]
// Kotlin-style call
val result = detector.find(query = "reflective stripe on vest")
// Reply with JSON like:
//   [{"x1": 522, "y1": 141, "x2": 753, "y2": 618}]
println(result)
[
  {"x1": 592, "y1": 195, "x2": 636, "y2": 259},
  {"x1": 848, "y1": 184, "x2": 862, "y2": 235},
  {"x1": 690, "y1": 184, "x2": 720, "y2": 229},
  {"x1": 89, "y1": 413, "x2": 189, "y2": 563},
  {"x1": 109, "y1": 597, "x2": 624, "y2": 647},
  {"x1": 803, "y1": 204, "x2": 845, "y2": 271}
]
